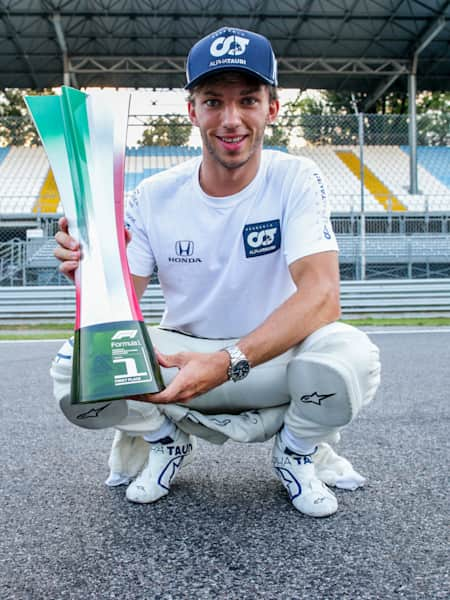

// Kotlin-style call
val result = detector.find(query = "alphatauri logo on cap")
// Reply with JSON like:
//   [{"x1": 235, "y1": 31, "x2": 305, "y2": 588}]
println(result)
[{"x1": 210, "y1": 35, "x2": 250, "y2": 58}]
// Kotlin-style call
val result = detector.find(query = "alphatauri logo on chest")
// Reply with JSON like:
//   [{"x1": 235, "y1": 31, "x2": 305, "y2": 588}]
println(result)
[{"x1": 243, "y1": 220, "x2": 281, "y2": 258}]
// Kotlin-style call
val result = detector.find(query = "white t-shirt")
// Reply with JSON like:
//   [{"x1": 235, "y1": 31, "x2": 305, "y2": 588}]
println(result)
[{"x1": 125, "y1": 150, "x2": 338, "y2": 338}]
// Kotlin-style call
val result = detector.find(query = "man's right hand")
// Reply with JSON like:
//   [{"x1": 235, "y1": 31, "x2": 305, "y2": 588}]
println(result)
[
  {"x1": 54, "y1": 216, "x2": 132, "y2": 281},
  {"x1": 54, "y1": 216, "x2": 81, "y2": 281}
]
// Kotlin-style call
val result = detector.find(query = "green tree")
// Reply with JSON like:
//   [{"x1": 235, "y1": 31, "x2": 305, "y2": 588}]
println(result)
[
  {"x1": 264, "y1": 119, "x2": 290, "y2": 147},
  {"x1": 0, "y1": 88, "x2": 53, "y2": 146},
  {"x1": 138, "y1": 115, "x2": 192, "y2": 146},
  {"x1": 283, "y1": 90, "x2": 450, "y2": 146},
  {"x1": 416, "y1": 92, "x2": 450, "y2": 145},
  {"x1": 281, "y1": 95, "x2": 360, "y2": 145}
]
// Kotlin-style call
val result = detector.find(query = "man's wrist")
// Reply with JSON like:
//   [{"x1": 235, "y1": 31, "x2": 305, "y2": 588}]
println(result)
[{"x1": 222, "y1": 344, "x2": 251, "y2": 382}]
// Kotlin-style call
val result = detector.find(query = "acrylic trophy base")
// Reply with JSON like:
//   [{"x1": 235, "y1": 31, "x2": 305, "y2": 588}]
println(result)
[{"x1": 71, "y1": 320, "x2": 164, "y2": 404}]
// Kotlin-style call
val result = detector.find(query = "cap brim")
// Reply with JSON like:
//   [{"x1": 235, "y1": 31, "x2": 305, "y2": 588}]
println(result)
[{"x1": 185, "y1": 65, "x2": 276, "y2": 90}]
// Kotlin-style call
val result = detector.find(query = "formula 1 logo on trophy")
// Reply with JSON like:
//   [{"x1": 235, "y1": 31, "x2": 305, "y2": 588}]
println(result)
[{"x1": 25, "y1": 87, "x2": 164, "y2": 418}]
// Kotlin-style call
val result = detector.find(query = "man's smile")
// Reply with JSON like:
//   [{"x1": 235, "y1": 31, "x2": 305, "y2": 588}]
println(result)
[
  {"x1": 217, "y1": 135, "x2": 246, "y2": 143},
  {"x1": 216, "y1": 134, "x2": 248, "y2": 151}
]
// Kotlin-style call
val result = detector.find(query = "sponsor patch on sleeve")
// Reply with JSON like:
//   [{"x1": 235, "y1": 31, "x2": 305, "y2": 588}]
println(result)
[
  {"x1": 243, "y1": 219, "x2": 281, "y2": 258},
  {"x1": 323, "y1": 224, "x2": 332, "y2": 239}
]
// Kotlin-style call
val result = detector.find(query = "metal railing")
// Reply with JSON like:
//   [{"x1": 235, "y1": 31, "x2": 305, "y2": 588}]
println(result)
[
  {"x1": 1, "y1": 280, "x2": 450, "y2": 322},
  {"x1": 3, "y1": 213, "x2": 450, "y2": 243},
  {"x1": 1, "y1": 234, "x2": 449, "y2": 286},
  {"x1": 0, "y1": 238, "x2": 26, "y2": 286}
]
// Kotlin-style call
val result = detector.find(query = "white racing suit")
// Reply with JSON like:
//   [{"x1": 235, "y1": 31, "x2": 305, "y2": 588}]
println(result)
[{"x1": 51, "y1": 322, "x2": 381, "y2": 488}]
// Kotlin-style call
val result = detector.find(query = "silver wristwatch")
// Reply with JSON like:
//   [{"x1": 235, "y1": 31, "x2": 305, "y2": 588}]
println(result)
[{"x1": 223, "y1": 345, "x2": 251, "y2": 382}]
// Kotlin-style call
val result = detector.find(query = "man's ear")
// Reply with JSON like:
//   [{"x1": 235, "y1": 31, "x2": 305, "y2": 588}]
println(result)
[
  {"x1": 267, "y1": 99, "x2": 280, "y2": 124},
  {"x1": 188, "y1": 101, "x2": 198, "y2": 126}
]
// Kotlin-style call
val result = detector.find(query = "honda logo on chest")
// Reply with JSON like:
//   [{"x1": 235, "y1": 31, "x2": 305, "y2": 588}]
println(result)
[{"x1": 175, "y1": 240, "x2": 194, "y2": 256}]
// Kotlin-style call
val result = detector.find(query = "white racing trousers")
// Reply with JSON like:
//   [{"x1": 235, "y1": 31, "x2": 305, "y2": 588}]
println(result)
[{"x1": 51, "y1": 322, "x2": 381, "y2": 482}]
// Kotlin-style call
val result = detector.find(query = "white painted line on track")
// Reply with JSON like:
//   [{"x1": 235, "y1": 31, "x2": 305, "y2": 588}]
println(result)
[
  {"x1": 1, "y1": 328, "x2": 450, "y2": 345},
  {"x1": 363, "y1": 328, "x2": 450, "y2": 335},
  {"x1": 0, "y1": 338, "x2": 66, "y2": 343}
]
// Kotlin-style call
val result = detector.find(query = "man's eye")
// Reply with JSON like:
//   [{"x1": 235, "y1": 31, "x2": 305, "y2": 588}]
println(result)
[
  {"x1": 242, "y1": 97, "x2": 257, "y2": 105},
  {"x1": 205, "y1": 99, "x2": 219, "y2": 107}
]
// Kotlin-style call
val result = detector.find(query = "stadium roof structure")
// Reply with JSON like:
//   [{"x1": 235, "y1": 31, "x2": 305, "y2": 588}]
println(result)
[{"x1": 0, "y1": 0, "x2": 449, "y2": 108}]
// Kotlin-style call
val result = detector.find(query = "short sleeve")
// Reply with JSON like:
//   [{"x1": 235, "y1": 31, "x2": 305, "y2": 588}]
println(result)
[
  {"x1": 283, "y1": 164, "x2": 339, "y2": 265},
  {"x1": 125, "y1": 184, "x2": 156, "y2": 277}
]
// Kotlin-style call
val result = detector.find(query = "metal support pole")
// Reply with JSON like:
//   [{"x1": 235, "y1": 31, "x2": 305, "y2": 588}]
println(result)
[
  {"x1": 53, "y1": 13, "x2": 74, "y2": 87},
  {"x1": 358, "y1": 112, "x2": 366, "y2": 280},
  {"x1": 63, "y1": 54, "x2": 71, "y2": 87},
  {"x1": 408, "y1": 71, "x2": 419, "y2": 194},
  {"x1": 406, "y1": 15, "x2": 446, "y2": 196},
  {"x1": 407, "y1": 238, "x2": 412, "y2": 279}
]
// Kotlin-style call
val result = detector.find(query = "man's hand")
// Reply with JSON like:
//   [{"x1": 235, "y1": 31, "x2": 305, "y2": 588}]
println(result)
[
  {"x1": 54, "y1": 217, "x2": 81, "y2": 281},
  {"x1": 54, "y1": 216, "x2": 131, "y2": 281},
  {"x1": 140, "y1": 350, "x2": 230, "y2": 404}
]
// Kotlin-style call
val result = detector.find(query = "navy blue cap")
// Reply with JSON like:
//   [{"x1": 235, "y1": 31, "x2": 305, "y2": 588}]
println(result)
[{"x1": 185, "y1": 27, "x2": 278, "y2": 89}]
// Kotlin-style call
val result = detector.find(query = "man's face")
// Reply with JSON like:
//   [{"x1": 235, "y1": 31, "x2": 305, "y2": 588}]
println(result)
[{"x1": 188, "y1": 75, "x2": 279, "y2": 172}]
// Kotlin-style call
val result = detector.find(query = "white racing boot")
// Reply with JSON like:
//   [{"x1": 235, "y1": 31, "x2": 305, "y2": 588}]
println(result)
[
  {"x1": 126, "y1": 428, "x2": 195, "y2": 504},
  {"x1": 272, "y1": 434, "x2": 338, "y2": 518},
  {"x1": 314, "y1": 442, "x2": 366, "y2": 491}
]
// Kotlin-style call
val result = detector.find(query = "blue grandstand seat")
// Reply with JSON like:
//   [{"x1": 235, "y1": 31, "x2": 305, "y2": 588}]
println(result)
[
  {"x1": 126, "y1": 145, "x2": 284, "y2": 156},
  {"x1": 401, "y1": 146, "x2": 450, "y2": 189},
  {"x1": 124, "y1": 172, "x2": 140, "y2": 192},
  {"x1": 124, "y1": 168, "x2": 164, "y2": 192},
  {"x1": 0, "y1": 146, "x2": 10, "y2": 165},
  {"x1": 143, "y1": 168, "x2": 164, "y2": 178},
  {"x1": 125, "y1": 146, "x2": 202, "y2": 157},
  {"x1": 124, "y1": 146, "x2": 203, "y2": 194},
  {"x1": 263, "y1": 146, "x2": 288, "y2": 152}
]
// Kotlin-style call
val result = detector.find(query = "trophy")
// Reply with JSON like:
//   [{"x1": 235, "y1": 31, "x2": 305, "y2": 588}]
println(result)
[{"x1": 26, "y1": 87, "x2": 164, "y2": 412}]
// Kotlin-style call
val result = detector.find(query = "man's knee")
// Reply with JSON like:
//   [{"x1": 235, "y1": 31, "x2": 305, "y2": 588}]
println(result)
[
  {"x1": 287, "y1": 322, "x2": 381, "y2": 428},
  {"x1": 50, "y1": 336, "x2": 129, "y2": 430},
  {"x1": 50, "y1": 336, "x2": 74, "y2": 402}
]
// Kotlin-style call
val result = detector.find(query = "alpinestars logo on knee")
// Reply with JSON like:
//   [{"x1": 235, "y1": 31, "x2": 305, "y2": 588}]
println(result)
[
  {"x1": 300, "y1": 392, "x2": 336, "y2": 405},
  {"x1": 76, "y1": 403, "x2": 112, "y2": 419}
]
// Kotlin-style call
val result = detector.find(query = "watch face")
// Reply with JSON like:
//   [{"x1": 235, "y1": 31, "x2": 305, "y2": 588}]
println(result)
[{"x1": 232, "y1": 360, "x2": 250, "y2": 380}]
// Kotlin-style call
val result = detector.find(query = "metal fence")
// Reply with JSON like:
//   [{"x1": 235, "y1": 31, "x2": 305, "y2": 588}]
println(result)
[
  {"x1": 1, "y1": 113, "x2": 448, "y2": 212},
  {"x1": 1, "y1": 112, "x2": 449, "y2": 282},
  {"x1": 2, "y1": 279, "x2": 450, "y2": 322},
  {"x1": 1, "y1": 233, "x2": 449, "y2": 287},
  {"x1": 1, "y1": 111, "x2": 449, "y2": 152},
  {"x1": 2, "y1": 212, "x2": 450, "y2": 243}
]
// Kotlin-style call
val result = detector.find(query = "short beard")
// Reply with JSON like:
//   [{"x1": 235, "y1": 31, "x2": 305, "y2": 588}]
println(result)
[{"x1": 201, "y1": 128, "x2": 265, "y2": 170}]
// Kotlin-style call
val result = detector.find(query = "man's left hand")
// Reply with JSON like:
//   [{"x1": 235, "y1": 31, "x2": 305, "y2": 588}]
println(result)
[{"x1": 138, "y1": 350, "x2": 230, "y2": 404}]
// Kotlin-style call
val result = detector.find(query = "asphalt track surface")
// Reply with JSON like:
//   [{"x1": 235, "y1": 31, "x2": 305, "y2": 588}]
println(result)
[{"x1": 0, "y1": 330, "x2": 448, "y2": 600}]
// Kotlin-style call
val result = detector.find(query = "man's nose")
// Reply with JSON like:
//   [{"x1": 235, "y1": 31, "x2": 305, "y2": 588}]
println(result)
[{"x1": 222, "y1": 102, "x2": 242, "y2": 129}]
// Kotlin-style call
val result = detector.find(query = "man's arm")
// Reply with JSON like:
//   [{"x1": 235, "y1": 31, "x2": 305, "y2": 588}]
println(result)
[
  {"x1": 149, "y1": 250, "x2": 341, "y2": 404},
  {"x1": 132, "y1": 274, "x2": 151, "y2": 301},
  {"x1": 238, "y1": 250, "x2": 340, "y2": 366}
]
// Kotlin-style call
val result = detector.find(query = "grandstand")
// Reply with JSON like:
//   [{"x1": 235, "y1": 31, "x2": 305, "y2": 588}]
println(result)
[
  {"x1": 0, "y1": 147, "x2": 9, "y2": 164},
  {"x1": 0, "y1": 111, "x2": 449, "y2": 285},
  {"x1": 0, "y1": 146, "x2": 49, "y2": 213},
  {"x1": 125, "y1": 146, "x2": 202, "y2": 199},
  {"x1": 0, "y1": 2, "x2": 448, "y2": 286},
  {"x1": 0, "y1": 137, "x2": 449, "y2": 285},
  {"x1": 364, "y1": 145, "x2": 449, "y2": 211},
  {"x1": 0, "y1": 143, "x2": 449, "y2": 216},
  {"x1": 402, "y1": 146, "x2": 450, "y2": 189}
]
